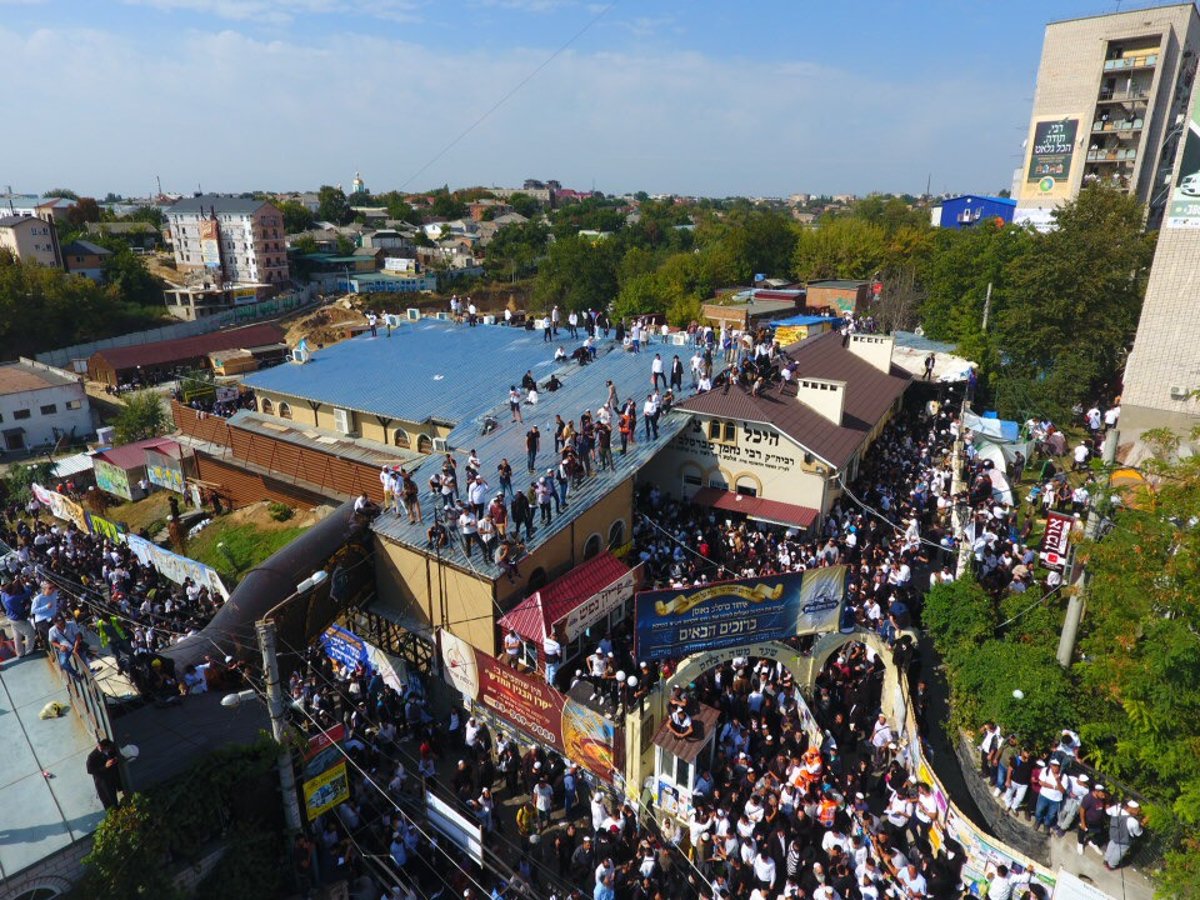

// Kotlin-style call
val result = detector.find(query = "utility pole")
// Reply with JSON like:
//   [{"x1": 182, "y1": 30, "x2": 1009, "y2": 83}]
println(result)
[
  {"x1": 1056, "y1": 429, "x2": 1118, "y2": 667},
  {"x1": 257, "y1": 618, "x2": 303, "y2": 832}
]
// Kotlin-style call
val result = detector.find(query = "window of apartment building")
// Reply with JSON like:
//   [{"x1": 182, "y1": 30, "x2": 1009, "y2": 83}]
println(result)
[
  {"x1": 13, "y1": 409, "x2": 30, "y2": 420},
  {"x1": 40, "y1": 404, "x2": 57, "y2": 415},
  {"x1": 66, "y1": 399, "x2": 82, "y2": 410}
]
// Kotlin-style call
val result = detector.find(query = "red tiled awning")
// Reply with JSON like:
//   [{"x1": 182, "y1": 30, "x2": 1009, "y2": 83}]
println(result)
[
  {"x1": 689, "y1": 487, "x2": 819, "y2": 530},
  {"x1": 499, "y1": 551, "x2": 633, "y2": 643}
]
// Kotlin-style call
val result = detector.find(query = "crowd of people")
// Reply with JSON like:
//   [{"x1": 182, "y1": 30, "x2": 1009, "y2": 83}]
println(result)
[{"x1": 0, "y1": 505, "x2": 231, "y2": 698}]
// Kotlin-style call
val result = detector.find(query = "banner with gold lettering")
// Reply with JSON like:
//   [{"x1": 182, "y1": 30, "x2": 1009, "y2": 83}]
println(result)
[{"x1": 635, "y1": 566, "x2": 846, "y2": 661}]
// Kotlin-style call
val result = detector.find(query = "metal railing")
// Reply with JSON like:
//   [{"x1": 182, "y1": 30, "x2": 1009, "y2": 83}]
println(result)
[{"x1": 47, "y1": 648, "x2": 115, "y2": 744}]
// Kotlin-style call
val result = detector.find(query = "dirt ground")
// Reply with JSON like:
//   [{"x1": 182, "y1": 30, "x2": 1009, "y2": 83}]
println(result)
[{"x1": 219, "y1": 500, "x2": 335, "y2": 531}]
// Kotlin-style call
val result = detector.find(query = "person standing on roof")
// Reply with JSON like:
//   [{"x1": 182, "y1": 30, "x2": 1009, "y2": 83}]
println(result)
[
  {"x1": 509, "y1": 385, "x2": 524, "y2": 424},
  {"x1": 525, "y1": 425, "x2": 540, "y2": 474},
  {"x1": 651, "y1": 353, "x2": 665, "y2": 391}
]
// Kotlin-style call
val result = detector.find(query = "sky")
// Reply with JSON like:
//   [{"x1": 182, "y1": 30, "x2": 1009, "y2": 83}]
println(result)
[{"x1": 0, "y1": 0, "x2": 1162, "y2": 198}]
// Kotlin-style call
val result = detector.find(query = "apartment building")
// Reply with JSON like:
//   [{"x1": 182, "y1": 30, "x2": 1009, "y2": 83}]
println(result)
[
  {"x1": 1016, "y1": 3, "x2": 1200, "y2": 229},
  {"x1": 1120, "y1": 65, "x2": 1200, "y2": 433},
  {"x1": 0, "y1": 215, "x2": 62, "y2": 267},
  {"x1": 165, "y1": 195, "x2": 290, "y2": 286}
]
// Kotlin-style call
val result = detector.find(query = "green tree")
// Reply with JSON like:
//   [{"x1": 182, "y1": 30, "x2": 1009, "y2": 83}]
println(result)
[
  {"x1": 114, "y1": 390, "x2": 168, "y2": 444},
  {"x1": 3, "y1": 461, "x2": 55, "y2": 505},
  {"x1": 792, "y1": 217, "x2": 888, "y2": 281},
  {"x1": 43, "y1": 187, "x2": 80, "y2": 200},
  {"x1": 994, "y1": 186, "x2": 1155, "y2": 419},
  {"x1": 278, "y1": 199, "x2": 314, "y2": 233},
  {"x1": 484, "y1": 221, "x2": 549, "y2": 282},
  {"x1": 1076, "y1": 458, "x2": 1200, "y2": 893},
  {"x1": 100, "y1": 243, "x2": 163, "y2": 306},
  {"x1": 125, "y1": 206, "x2": 165, "y2": 229},
  {"x1": 533, "y1": 234, "x2": 619, "y2": 313},
  {"x1": 316, "y1": 185, "x2": 352, "y2": 225},
  {"x1": 429, "y1": 190, "x2": 467, "y2": 221},
  {"x1": 507, "y1": 192, "x2": 542, "y2": 218},
  {"x1": 291, "y1": 234, "x2": 318, "y2": 255}
]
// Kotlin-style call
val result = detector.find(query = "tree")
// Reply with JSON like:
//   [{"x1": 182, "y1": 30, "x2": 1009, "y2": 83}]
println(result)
[
  {"x1": 507, "y1": 192, "x2": 542, "y2": 219},
  {"x1": 484, "y1": 221, "x2": 549, "y2": 282},
  {"x1": 278, "y1": 200, "x2": 314, "y2": 233},
  {"x1": 114, "y1": 390, "x2": 168, "y2": 444},
  {"x1": 100, "y1": 244, "x2": 163, "y2": 306},
  {"x1": 429, "y1": 190, "x2": 467, "y2": 221},
  {"x1": 3, "y1": 461, "x2": 55, "y2": 506},
  {"x1": 792, "y1": 217, "x2": 888, "y2": 281},
  {"x1": 67, "y1": 197, "x2": 101, "y2": 226},
  {"x1": 43, "y1": 188, "x2": 80, "y2": 200},
  {"x1": 291, "y1": 234, "x2": 318, "y2": 255},
  {"x1": 533, "y1": 234, "x2": 619, "y2": 313},
  {"x1": 316, "y1": 185, "x2": 352, "y2": 225},
  {"x1": 1073, "y1": 456, "x2": 1200, "y2": 895},
  {"x1": 335, "y1": 234, "x2": 357, "y2": 256},
  {"x1": 994, "y1": 185, "x2": 1155, "y2": 419},
  {"x1": 125, "y1": 206, "x2": 165, "y2": 229}
]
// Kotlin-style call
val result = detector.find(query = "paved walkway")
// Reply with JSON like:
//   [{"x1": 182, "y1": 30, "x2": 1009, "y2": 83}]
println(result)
[{"x1": 0, "y1": 653, "x2": 106, "y2": 881}]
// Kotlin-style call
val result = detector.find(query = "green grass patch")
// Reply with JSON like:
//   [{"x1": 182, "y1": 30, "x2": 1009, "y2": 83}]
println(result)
[
  {"x1": 187, "y1": 520, "x2": 310, "y2": 580},
  {"x1": 104, "y1": 491, "x2": 174, "y2": 535}
]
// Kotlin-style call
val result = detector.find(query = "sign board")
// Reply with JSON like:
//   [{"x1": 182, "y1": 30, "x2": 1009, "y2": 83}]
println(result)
[
  {"x1": 1023, "y1": 117, "x2": 1079, "y2": 202},
  {"x1": 303, "y1": 761, "x2": 350, "y2": 821},
  {"x1": 440, "y1": 629, "x2": 619, "y2": 783},
  {"x1": 199, "y1": 218, "x2": 222, "y2": 270},
  {"x1": 320, "y1": 624, "x2": 370, "y2": 671},
  {"x1": 1166, "y1": 90, "x2": 1200, "y2": 228},
  {"x1": 125, "y1": 533, "x2": 230, "y2": 600},
  {"x1": 426, "y1": 792, "x2": 483, "y2": 865},
  {"x1": 556, "y1": 565, "x2": 639, "y2": 643},
  {"x1": 303, "y1": 723, "x2": 346, "y2": 780},
  {"x1": 635, "y1": 566, "x2": 846, "y2": 662},
  {"x1": 93, "y1": 458, "x2": 133, "y2": 501},
  {"x1": 232, "y1": 287, "x2": 258, "y2": 306},
  {"x1": 1039, "y1": 510, "x2": 1075, "y2": 571},
  {"x1": 145, "y1": 448, "x2": 185, "y2": 494}
]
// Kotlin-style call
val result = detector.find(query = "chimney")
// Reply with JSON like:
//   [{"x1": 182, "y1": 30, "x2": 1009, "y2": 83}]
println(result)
[
  {"x1": 846, "y1": 332, "x2": 895, "y2": 374},
  {"x1": 795, "y1": 376, "x2": 846, "y2": 425}
]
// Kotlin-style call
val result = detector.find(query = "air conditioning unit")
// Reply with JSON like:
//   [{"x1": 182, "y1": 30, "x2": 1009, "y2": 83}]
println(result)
[
  {"x1": 291, "y1": 349, "x2": 309, "y2": 364},
  {"x1": 406, "y1": 308, "x2": 421, "y2": 320},
  {"x1": 384, "y1": 314, "x2": 402, "y2": 328},
  {"x1": 435, "y1": 311, "x2": 449, "y2": 321},
  {"x1": 333, "y1": 407, "x2": 354, "y2": 434},
  {"x1": 1169, "y1": 385, "x2": 1192, "y2": 400},
  {"x1": 432, "y1": 438, "x2": 448, "y2": 453}
]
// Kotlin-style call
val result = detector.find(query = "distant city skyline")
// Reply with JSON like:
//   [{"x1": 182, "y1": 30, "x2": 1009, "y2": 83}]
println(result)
[{"x1": 0, "y1": 0, "x2": 1160, "y2": 199}]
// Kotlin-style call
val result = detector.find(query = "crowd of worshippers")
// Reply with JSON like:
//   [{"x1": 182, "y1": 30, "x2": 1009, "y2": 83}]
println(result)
[
  {"x1": 975, "y1": 723, "x2": 1145, "y2": 871},
  {"x1": 171, "y1": 386, "x2": 256, "y2": 418},
  {"x1": 0, "y1": 512, "x2": 236, "y2": 698},
  {"x1": 282, "y1": 644, "x2": 485, "y2": 898}
]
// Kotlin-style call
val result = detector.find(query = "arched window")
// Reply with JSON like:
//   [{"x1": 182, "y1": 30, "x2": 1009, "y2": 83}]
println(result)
[
  {"x1": 608, "y1": 519, "x2": 626, "y2": 550},
  {"x1": 735, "y1": 474, "x2": 760, "y2": 497},
  {"x1": 278, "y1": 401, "x2": 293, "y2": 420},
  {"x1": 13, "y1": 887, "x2": 64, "y2": 900},
  {"x1": 527, "y1": 567, "x2": 547, "y2": 592},
  {"x1": 417, "y1": 434, "x2": 433, "y2": 454},
  {"x1": 393, "y1": 428, "x2": 410, "y2": 449},
  {"x1": 583, "y1": 533, "x2": 602, "y2": 560},
  {"x1": 260, "y1": 397, "x2": 274, "y2": 415}
]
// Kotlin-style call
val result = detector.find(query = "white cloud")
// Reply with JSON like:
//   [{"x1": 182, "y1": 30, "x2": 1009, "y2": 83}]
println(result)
[
  {"x1": 0, "y1": 24, "x2": 1027, "y2": 198},
  {"x1": 120, "y1": 0, "x2": 421, "y2": 25}
]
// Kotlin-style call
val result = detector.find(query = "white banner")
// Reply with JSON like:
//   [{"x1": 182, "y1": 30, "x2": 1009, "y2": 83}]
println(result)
[{"x1": 557, "y1": 564, "x2": 640, "y2": 642}]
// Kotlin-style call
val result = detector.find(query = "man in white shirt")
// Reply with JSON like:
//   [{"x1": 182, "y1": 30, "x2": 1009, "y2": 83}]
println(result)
[
  {"x1": 751, "y1": 849, "x2": 776, "y2": 893},
  {"x1": 1033, "y1": 760, "x2": 1066, "y2": 831},
  {"x1": 503, "y1": 629, "x2": 523, "y2": 669},
  {"x1": 1104, "y1": 799, "x2": 1144, "y2": 869}
]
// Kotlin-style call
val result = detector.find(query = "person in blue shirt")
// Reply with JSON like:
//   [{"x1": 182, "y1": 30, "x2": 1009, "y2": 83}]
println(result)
[
  {"x1": 1, "y1": 580, "x2": 35, "y2": 657},
  {"x1": 593, "y1": 872, "x2": 615, "y2": 900},
  {"x1": 30, "y1": 581, "x2": 60, "y2": 648}
]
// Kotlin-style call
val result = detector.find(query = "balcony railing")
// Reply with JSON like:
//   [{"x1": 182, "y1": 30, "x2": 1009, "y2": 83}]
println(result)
[
  {"x1": 1086, "y1": 148, "x2": 1138, "y2": 163},
  {"x1": 1103, "y1": 54, "x2": 1158, "y2": 71},
  {"x1": 1097, "y1": 89, "x2": 1150, "y2": 103},
  {"x1": 1092, "y1": 117, "x2": 1144, "y2": 133}
]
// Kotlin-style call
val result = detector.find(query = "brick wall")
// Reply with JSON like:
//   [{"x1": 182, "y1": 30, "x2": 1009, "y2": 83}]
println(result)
[{"x1": 0, "y1": 837, "x2": 91, "y2": 900}]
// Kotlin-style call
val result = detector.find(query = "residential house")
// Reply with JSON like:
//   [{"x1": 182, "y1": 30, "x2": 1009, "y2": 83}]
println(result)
[
  {"x1": 0, "y1": 215, "x2": 62, "y2": 267},
  {"x1": 61, "y1": 240, "x2": 112, "y2": 282},
  {"x1": 0, "y1": 359, "x2": 92, "y2": 453},
  {"x1": 165, "y1": 194, "x2": 290, "y2": 287}
]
